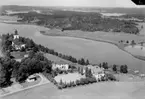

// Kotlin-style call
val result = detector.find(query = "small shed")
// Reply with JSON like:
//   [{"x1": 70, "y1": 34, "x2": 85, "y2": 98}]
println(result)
[{"x1": 26, "y1": 74, "x2": 38, "y2": 82}]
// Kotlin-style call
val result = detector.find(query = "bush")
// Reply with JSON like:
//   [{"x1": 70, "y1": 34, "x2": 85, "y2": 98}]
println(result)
[
  {"x1": 88, "y1": 77, "x2": 97, "y2": 83},
  {"x1": 106, "y1": 74, "x2": 116, "y2": 81},
  {"x1": 80, "y1": 78, "x2": 86, "y2": 85},
  {"x1": 61, "y1": 83, "x2": 67, "y2": 89},
  {"x1": 58, "y1": 85, "x2": 63, "y2": 90},
  {"x1": 120, "y1": 65, "x2": 128, "y2": 74},
  {"x1": 64, "y1": 71, "x2": 68, "y2": 74},
  {"x1": 100, "y1": 76, "x2": 106, "y2": 81},
  {"x1": 71, "y1": 81, "x2": 76, "y2": 87},
  {"x1": 56, "y1": 77, "x2": 98, "y2": 89},
  {"x1": 66, "y1": 82, "x2": 72, "y2": 87},
  {"x1": 76, "y1": 80, "x2": 81, "y2": 86},
  {"x1": 84, "y1": 78, "x2": 89, "y2": 84}
]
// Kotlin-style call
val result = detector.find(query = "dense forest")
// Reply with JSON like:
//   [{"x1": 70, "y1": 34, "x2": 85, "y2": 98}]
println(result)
[{"x1": 10, "y1": 10, "x2": 140, "y2": 34}]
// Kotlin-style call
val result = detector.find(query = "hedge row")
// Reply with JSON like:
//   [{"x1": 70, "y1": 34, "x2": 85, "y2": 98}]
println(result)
[
  {"x1": 42, "y1": 72, "x2": 58, "y2": 85},
  {"x1": 58, "y1": 77, "x2": 99, "y2": 89},
  {"x1": 43, "y1": 72, "x2": 117, "y2": 90}
]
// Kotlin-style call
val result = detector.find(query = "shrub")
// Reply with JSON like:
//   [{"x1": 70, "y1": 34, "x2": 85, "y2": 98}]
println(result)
[
  {"x1": 90, "y1": 77, "x2": 97, "y2": 83},
  {"x1": 80, "y1": 78, "x2": 86, "y2": 85},
  {"x1": 120, "y1": 65, "x2": 128, "y2": 74},
  {"x1": 71, "y1": 81, "x2": 76, "y2": 87},
  {"x1": 58, "y1": 85, "x2": 63, "y2": 90},
  {"x1": 53, "y1": 80, "x2": 58, "y2": 85},
  {"x1": 100, "y1": 76, "x2": 106, "y2": 81},
  {"x1": 61, "y1": 83, "x2": 67, "y2": 89},
  {"x1": 98, "y1": 79, "x2": 101, "y2": 82},
  {"x1": 64, "y1": 71, "x2": 68, "y2": 74},
  {"x1": 76, "y1": 80, "x2": 81, "y2": 86},
  {"x1": 106, "y1": 74, "x2": 116, "y2": 81},
  {"x1": 84, "y1": 78, "x2": 89, "y2": 84},
  {"x1": 67, "y1": 82, "x2": 72, "y2": 87}
]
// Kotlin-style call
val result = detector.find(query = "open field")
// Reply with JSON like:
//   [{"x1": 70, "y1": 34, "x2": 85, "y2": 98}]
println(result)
[
  {"x1": 44, "y1": 53, "x2": 72, "y2": 64},
  {"x1": 137, "y1": 23, "x2": 145, "y2": 36},
  {"x1": 41, "y1": 25, "x2": 145, "y2": 45},
  {"x1": 125, "y1": 45, "x2": 145, "y2": 56},
  {"x1": 0, "y1": 16, "x2": 19, "y2": 23},
  {"x1": 1, "y1": 74, "x2": 50, "y2": 97},
  {"x1": 44, "y1": 53, "x2": 84, "y2": 69},
  {"x1": 114, "y1": 74, "x2": 145, "y2": 82},
  {"x1": 3, "y1": 81, "x2": 145, "y2": 99}
]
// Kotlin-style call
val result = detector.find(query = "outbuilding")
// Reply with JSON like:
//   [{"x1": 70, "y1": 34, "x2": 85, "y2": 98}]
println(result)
[{"x1": 26, "y1": 74, "x2": 38, "y2": 82}]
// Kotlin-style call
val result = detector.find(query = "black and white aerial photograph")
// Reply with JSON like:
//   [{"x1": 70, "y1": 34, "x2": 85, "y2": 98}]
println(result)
[{"x1": 0, "y1": 0, "x2": 145, "y2": 99}]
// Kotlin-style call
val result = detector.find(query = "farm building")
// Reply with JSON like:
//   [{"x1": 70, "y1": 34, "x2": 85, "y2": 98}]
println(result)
[
  {"x1": 26, "y1": 74, "x2": 39, "y2": 82},
  {"x1": 52, "y1": 61, "x2": 69, "y2": 71}
]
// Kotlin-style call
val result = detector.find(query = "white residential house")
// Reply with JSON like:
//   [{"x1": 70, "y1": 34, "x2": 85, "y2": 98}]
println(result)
[
  {"x1": 12, "y1": 41, "x2": 26, "y2": 51},
  {"x1": 52, "y1": 61, "x2": 69, "y2": 71},
  {"x1": 84, "y1": 65, "x2": 105, "y2": 80}
]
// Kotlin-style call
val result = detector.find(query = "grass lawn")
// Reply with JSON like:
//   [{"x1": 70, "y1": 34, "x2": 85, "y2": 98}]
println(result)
[
  {"x1": 44, "y1": 53, "x2": 84, "y2": 69},
  {"x1": 44, "y1": 53, "x2": 72, "y2": 64},
  {"x1": 21, "y1": 77, "x2": 41, "y2": 88},
  {"x1": 0, "y1": 16, "x2": 19, "y2": 22},
  {"x1": 114, "y1": 73, "x2": 145, "y2": 82},
  {"x1": 54, "y1": 73, "x2": 85, "y2": 83},
  {"x1": 11, "y1": 51, "x2": 27, "y2": 59},
  {"x1": 41, "y1": 23, "x2": 145, "y2": 45},
  {"x1": 2, "y1": 83, "x2": 23, "y2": 95}
]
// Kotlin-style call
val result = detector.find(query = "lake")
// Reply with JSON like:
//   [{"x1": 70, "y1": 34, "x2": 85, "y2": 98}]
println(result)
[{"x1": 0, "y1": 22, "x2": 145, "y2": 73}]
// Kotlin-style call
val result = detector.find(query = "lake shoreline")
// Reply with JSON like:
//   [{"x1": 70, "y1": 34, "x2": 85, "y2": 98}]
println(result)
[
  {"x1": 1, "y1": 21, "x2": 145, "y2": 73},
  {"x1": 1, "y1": 20, "x2": 145, "y2": 62},
  {"x1": 40, "y1": 30, "x2": 145, "y2": 62}
]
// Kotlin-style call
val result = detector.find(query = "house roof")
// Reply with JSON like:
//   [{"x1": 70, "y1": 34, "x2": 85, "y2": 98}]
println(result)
[
  {"x1": 53, "y1": 60, "x2": 69, "y2": 65},
  {"x1": 28, "y1": 75, "x2": 37, "y2": 79}
]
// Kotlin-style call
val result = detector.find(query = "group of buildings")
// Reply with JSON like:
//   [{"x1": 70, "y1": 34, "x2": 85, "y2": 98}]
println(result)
[
  {"x1": 11, "y1": 30, "x2": 26, "y2": 51},
  {"x1": 11, "y1": 30, "x2": 105, "y2": 82},
  {"x1": 52, "y1": 61, "x2": 105, "y2": 80}
]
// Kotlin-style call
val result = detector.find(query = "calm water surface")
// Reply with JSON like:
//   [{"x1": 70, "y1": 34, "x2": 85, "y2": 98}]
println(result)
[{"x1": 0, "y1": 23, "x2": 145, "y2": 73}]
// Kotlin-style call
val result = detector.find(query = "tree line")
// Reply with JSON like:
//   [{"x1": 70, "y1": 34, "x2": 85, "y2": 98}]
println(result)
[
  {"x1": 112, "y1": 64, "x2": 128, "y2": 73},
  {"x1": 1, "y1": 33, "x2": 90, "y2": 66}
]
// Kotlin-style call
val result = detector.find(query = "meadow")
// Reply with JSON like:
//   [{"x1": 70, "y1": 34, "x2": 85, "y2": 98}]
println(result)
[{"x1": 3, "y1": 81, "x2": 145, "y2": 99}]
